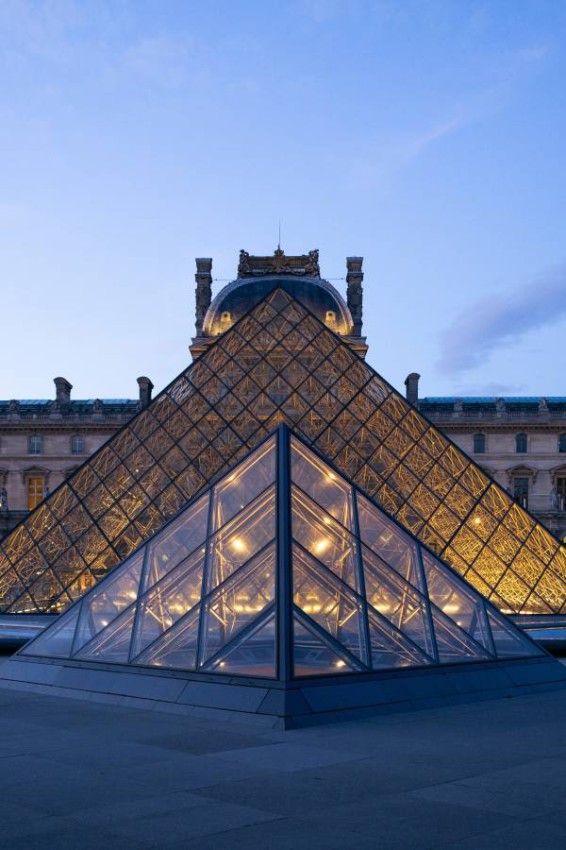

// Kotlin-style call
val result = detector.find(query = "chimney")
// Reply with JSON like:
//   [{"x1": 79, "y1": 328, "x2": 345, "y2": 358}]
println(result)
[
  {"x1": 137, "y1": 376, "x2": 154, "y2": 408},
  {"x1": 404, "y1": 373, "x2": 420, "y2": 407},
  {"x1": 195, "y1": 258, "x2": 213, "y2": 337},
  {"x1": 346, "y1": 257, "x2": 364, "y2": 336},
  {"x1": 54, "y1": 377, "x2": 72, "y2": 404}
]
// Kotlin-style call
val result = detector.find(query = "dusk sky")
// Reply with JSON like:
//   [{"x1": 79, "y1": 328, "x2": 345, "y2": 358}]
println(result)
[{"x1": 1, "y1": 0, "x2": 565, "y2": 402}]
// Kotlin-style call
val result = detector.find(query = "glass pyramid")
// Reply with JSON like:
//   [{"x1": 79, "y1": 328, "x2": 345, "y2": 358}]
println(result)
[
  {"x1": 1, "y1": 288, "x2": 564, "y2": 617},
  {"x1": 20, "y1": 428, "x2": 543, "y2": 679}
]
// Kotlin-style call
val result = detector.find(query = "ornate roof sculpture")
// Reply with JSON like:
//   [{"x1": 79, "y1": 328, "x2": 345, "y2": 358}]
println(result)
[
  {"x1": 6, "y1": 426, "x2": 556, "y2": 727},
  {"x1": 0, "y1": 281, "x2": 564, "y2": 619}
]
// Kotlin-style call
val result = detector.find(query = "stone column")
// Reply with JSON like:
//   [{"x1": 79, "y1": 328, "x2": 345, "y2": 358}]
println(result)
[
  {"x1": 195, "y1": 258, "x2": 213, "y2": 337},
  {"x1": 346, "y1": 257, "x2": 364, "y2": 336}
]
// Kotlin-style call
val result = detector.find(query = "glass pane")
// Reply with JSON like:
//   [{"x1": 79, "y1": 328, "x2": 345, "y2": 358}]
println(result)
[
  {"x1": 130, "y1": 549, "x2": 205, "y2": 658},
  {"x1": 367, "y1": 609, "x2": 432, "y2": 670},
  {"x1": 20, "y1": 606, "x2": 81, "y2": 658},
  {"x1": 430, "y1": 607, "x2": 491, "y2": 664},
  {"x1": 356, "y1": 494, "x2": 421, "y2": 589},
  {"x1": 293, "y1": 613, "x2": 358, "y2": 677},
  {"x1": 201, "y1": 611, "x2": 276, "y2": 678},
  {"x1": 143, "y1": 492, "x2": 209, "y2": 590},
  {"x1": 199, "y1": 546, "x2": 276, "y2": 666},
  {"x1": 73, "y1": 550, "x2": 144, "y2": 652},
  {"x1": 135, "y1": 606, "x2": 200, "y2": 670},
  {"x1": 422, "y1": 551, "x2": 489, "y2": 644},
  {"x1": 290, "y1": 436, "x2": 354, "y2": 531},
  {"x1": 488, "y1": 610, "x2": 543, "y2": 659},
  {"x1": 211, "y1": 436, "x2": 276, "y2": 532},
  {"x1": 362, "y1": 546, "x2": 434, "y2": 657},
  {"x1": 75, "y1": 605, "x2": 135, "y2": 663},
  {"x1": 291, "y1": 487, "x2": 359, "y2": 592},
  {"x1": 292, "y1": 546, "x2": 367, "y2": 663},
  {"x1": 206, "y1": 488, "x2": 275, "y2": 592}
]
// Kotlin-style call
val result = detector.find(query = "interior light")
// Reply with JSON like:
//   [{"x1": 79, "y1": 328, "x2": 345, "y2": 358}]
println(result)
[
  {"x1": 443, "y1": 604, "x2": 460, "y2": 614},
  {"x1": 227, "y1": 474, "x2": 236, "y2": 483},
  {"x1": 314, "y1": 539, "x2": 329, "y2": 554},
  {"x1": 232, "y1": 537, "x2": 246, "y2": 553},
  {"x1": 335, "y1": 660, "x2": 346, "y2": 668}
]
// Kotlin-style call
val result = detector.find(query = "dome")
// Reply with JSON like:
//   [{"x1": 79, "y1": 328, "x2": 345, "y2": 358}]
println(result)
[{"x1": 203, "y1": 275, "x2": 354, "y2": 337}]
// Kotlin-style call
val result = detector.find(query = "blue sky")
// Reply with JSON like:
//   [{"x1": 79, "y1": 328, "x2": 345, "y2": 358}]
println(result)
[{"x1": 1, "y1": 0, "x2": 565, "y2": 401}]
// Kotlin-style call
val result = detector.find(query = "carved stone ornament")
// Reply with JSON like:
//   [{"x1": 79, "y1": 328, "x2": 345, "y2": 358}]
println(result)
[{"x1": 237, "y1": 248, "x2": 320, "y2": 278}]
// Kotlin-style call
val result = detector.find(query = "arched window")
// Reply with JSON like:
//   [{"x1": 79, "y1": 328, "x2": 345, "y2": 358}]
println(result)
[
  {"x1": 515, "y1": 433, "x2": 527, "y2": 454},
  {"x1": 325, "y1": 310, "x2": 336, "y2": 325},
  {"x1": 71, "y1": 435, "x2": 84, "y2": 455},
  {"x1": 473, "y1": 433, "x2": 485, "y2": 454},
  {"x1": 559, "y1": 434, "x2": 566, "y2": 453},
  {"x1": 29, "y1": 435, "x2": 42, "y2": 455}
]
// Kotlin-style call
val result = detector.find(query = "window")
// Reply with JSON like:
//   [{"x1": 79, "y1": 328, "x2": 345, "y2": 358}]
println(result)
[
  {"x1": 29, "y1": 435, "x2": 42, "y2": 455},
  {"x1": 473, "y1": 433, "x2": 485, "y2": 454},
  {"x1": 515, "y1": 433, "x2": 527, "y2": 453},
  {"x1": 559, "y1": 434, "x2": 566, "y2": 453},
  {"x1": 27, "y1": 476, "x2": 45, "y2": 511},
  {"x1": 556, "y1": 478, "x2": 566, "y2": 511},
  {"x1": 512, "y1": 477, "x2": 529, "y2": 509},
  {"x1": 71, "y1": 435, "x2": 84, "y2": 455},
  {"x1": 325, "y1": 310, "x2": 336, "y2": 325}
]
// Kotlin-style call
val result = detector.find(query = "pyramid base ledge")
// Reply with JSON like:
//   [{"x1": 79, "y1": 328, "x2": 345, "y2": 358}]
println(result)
[{"x1": 1, "y1": 654, "x2": 565, "y2": 729}]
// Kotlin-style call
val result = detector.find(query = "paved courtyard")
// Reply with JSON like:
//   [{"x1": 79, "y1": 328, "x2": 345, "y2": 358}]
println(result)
[{"x1": 1, "y1": 671, "x2": 566, "y2": 849}]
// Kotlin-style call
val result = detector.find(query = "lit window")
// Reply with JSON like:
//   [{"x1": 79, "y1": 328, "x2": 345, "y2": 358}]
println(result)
[
  {"x1": 27, "y1": 476, "x2": 45, "y2": 511},
  {"x1": 221, "y1": 311, "x2": 231, "y2": 323},
  {"x1": 512, "y1": 477, "x2": 529, "y2": 509},
  {"x1": 71, "y1": 435, "x2": 84, "y2": 455},
  {"x1": 29, "y1": 435, "x2": 42, "y2": 455},
  {"x1": 473, "y1": 433, "x2": 485, "y2": 454},
  {"x1": 559, "y1": 434, "x2": 566, "y2": 453},
  {"x1": 325, "y1": 310, "x2": 336, "y2": 327},
  {"x1": 515, "y1": 433, "x2": 527, "y2": 454}
]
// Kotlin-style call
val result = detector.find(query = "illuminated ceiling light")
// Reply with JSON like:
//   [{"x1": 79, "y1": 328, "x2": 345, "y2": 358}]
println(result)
[
  {"x1": 231, "y1": 537, "x2": 246, "y2": 553},
  {"x1": 335, "y1": 660, "x2": 346, "y2": 668},
  {"x1": 314, "y1": 539, "x2": 329, "y2": 554}
]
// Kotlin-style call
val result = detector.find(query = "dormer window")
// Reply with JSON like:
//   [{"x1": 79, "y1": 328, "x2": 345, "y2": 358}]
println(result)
[
  {"x1": 325, "y1": 310, "x2": 336, "y2": 327},
  {"x1": 221, "y1": 311, "x2": 231, "y2": 323}
]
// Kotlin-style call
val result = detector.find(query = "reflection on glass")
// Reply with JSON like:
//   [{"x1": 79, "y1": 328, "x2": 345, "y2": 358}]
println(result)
[
  {"x1": 143, "y1": 492, "x2": 209, "y2": 589},
  {"x1": 357, "y1": 494, "x2": 421, "y2": 589},
  {"x1": 291, "y1": 486, "x2": 359, "y2": 593},
  {"x1": 202, "y1": 610, "x2": 276, "y2": 677},
  {"x1": 293, "y1": 613, "x2": 357, "y2": 677},
  {"x1": 290, "y1": 437, "x2": 354, "y2": 531},
  {"x1": 211, "y1": 436, "x2": 276, "y2": 532}
]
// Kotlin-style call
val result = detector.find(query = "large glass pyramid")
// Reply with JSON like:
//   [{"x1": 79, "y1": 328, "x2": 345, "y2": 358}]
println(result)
[
  {"x1": 20, "y1": 428, "x2": 543, "y2": 678},
  {"x1": 0, "y1": 288, "x2": 564, "y2": 617}
]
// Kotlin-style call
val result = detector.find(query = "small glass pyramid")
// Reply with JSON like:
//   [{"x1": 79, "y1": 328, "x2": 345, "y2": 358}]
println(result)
[{"x1": 21, "y1": 427, "x2": 543, "y2": 679}]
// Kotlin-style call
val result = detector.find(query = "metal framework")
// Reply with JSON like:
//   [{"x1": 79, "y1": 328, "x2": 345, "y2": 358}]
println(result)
[
  {"x1": 0, "y1": 288, "x2": 564, "y2": 617},
  {"x1": 21, "y1": 427, "x2": 542, "y2": 679}
]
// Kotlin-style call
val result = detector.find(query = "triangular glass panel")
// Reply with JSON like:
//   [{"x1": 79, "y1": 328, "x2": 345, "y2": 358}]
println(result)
[
  {"x1": 356, "y1": 494, "x2": 423, "y2": 591},
  {"x1": 201, "y1": 609, "x2": 276, "y2": 677},
  {"x1": 291, "y1": 485, "x2": 359, "y2": 593},
  {"x1": 198, "y1": 545, "x2": 276, "y2": 667},
  {"x1": 142, "y1": 492, "x2": 209, "y2": 590},
  {"x1": 290, "y1": 435, "x2": 354, "y2": 531},
  {"x1": 206, "y1": 488, "x2": 276, "y2": 593},
  {"x1": 73, "y1": 549, "x2": 144, "y2": 653},
  {"x1": 292, "y1": 545, "x2": 367, "y2": 664},
  {"x1": 361, "y1": 545, "x2": 435, "y2": 658},
  {"x1": 367, "y1": 608, "x2": 433, "y2": 670},
  {"x1": 130, "y1": 548, "x2": 205, "y2": 658},
  {"x1": 75, "y1": 604, "x2": 136, "y2": 663},
  {"x1": 293, "y1": 611, "x2": 361, "y2": 677},
  {"x1": 421, "y1": 551, "x2": 494, "y2": 653},
  {"x1": 210, "y1": 435, "x2": 276, "y2": 533},
  {"x1": 133, "y1": 606, "x2": 200, "y2": 670},
  {"x1": 20, "y1": 605, "x2": 81, "y2": 658},
  {"x1": 430, "y1": 606, "x2": 492, "y2": 664},
  {"x1": 487, "y1": 609, "x2": 543, "y2": 659}
]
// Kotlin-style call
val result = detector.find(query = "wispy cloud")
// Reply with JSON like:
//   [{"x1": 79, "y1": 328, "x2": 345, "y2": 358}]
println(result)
[{"x1": 436, "y1": 264, "x2": 566, "y2": 375}]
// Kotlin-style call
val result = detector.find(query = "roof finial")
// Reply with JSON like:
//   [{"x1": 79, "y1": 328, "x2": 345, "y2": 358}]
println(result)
[{"x1": 278, "y1": 220, "x2": 281, "y2": 251}]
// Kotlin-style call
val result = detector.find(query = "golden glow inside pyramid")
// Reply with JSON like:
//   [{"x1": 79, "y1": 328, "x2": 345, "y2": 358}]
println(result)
[
  {"x1": 0, "y1": 277, "x2": 565, "y2": 619},
  {"x1": 20, "y1": 428, "x2": 543, "y2": 677}
]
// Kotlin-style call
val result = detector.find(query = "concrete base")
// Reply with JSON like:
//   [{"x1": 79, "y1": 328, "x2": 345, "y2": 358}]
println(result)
[{"x1": 1, "y1": 654, "x2": 566, "y2": 729}]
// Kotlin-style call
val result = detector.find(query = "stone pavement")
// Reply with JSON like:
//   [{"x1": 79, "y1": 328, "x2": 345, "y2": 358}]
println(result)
[{"x1": 1, "y1": 675, "x2": 566, "y2": 849}]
